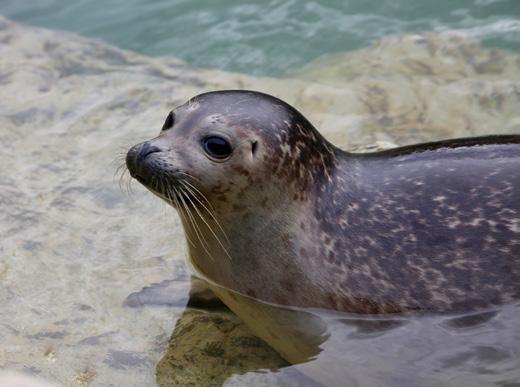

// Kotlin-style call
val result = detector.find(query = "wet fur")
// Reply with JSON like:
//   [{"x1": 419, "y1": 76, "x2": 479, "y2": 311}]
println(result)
[{"x1": 127, "y1": 90, "x2": 520, "y2": 314}]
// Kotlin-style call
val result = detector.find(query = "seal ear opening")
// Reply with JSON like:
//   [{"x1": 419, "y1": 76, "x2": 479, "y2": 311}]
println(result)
[
  {"x1": 161, "y1": 111, "x2": 175, "y2": 131},
  {"x1": 251, "y1": 141, "x2": 258, "y2": 158}
]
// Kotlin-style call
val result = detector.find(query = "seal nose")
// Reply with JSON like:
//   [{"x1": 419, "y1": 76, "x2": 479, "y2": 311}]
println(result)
[
  {"x1": 126, "y1": 142, "x2": 163, "y2": 181},
  {"x1": 137, "y1": 143, "x2": 162, "y2": 163}
]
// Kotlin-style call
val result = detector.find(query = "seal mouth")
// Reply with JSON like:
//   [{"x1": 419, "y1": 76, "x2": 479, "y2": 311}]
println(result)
[
  {"x1": 131, "y1": 168, "x2": 199, "y2": 209},
  {"x1": 126, "y1": 142, "x2": 169, "y2": 188},
  {"x1": 127, "y1": 163, "x2": 158, "y2": 189},
  {"x1": 134, "y1": 174, "x2": 148, "y2": 185},
  {"x1": 125, "y1": 141, "x2": 205, "y2": 212}
]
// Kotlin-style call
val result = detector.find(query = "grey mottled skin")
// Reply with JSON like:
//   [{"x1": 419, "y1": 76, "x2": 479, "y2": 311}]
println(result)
[
  {"x1": 127, "y1": 90, "x2": 520, "y2": 314},
  {"x1": 319, "y1": 141, "x2": 520, "y2": 312}
]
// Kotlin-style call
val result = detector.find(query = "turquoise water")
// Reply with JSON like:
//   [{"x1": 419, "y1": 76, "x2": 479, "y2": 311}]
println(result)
[{"x1": 1, "y1": 0, "x2": 519, "y2": 75}]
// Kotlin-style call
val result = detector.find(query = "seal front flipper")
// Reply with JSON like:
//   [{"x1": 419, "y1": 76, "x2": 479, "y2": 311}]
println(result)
[{"x1": 124, "y1": 276, "x2": 225, "y2": 309}]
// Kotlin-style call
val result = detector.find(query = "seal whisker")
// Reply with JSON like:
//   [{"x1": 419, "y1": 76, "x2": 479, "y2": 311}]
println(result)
[
  {"x1": 176, "y1": 185, "x2": 215, "y2": 262},
  {"x1": 176, "y1": 171, "x2": 202, "y2": 183},
  {"x1": 177, "y1": 179, "x2": 229, "y2": 241},
  {"x1": 151, "y1": 175, "x2": 158, "y2": 194},
  {"x1": 177, "y1": 177, "x2": 210, "y2": 203},
  {"x1": 160, "y1": 179, "x2": 170, "y2": 203},
  {"x1": 168, "y1": 186, "x2": 196, "y2": 248},
  {"x1": 179, "y1": 182, "x2": 232, "y2": 261},
  {"x1": 178, "y1": 179, "x2": 231, "y2": 244},
  {"x1": 114, "y1": 162, "x2": 126, "y2": 177},
  {"x1": 115, "y1": 162, "x2": 131, "y2": 195},
  {"x1": 120, "y1": 170, "x2": 129, "y2": 196},
  {"x1": 161, "y1": 182, "x2": 196, "y2": 247},
  {"x1": 126, "y1": 172, "x2": 134, "y2": 195},
  {"x1": 169, "y1": 185, "x2": 196, "y2": 248},
  {"x1": 178, "y1": 180, "x2": 222, "y2": 224},
  {"x1": 178, "y1": 178, "x2": 215, "y2": 211},
  {"x1": 181, "y1": 187, "x2": 224, "y2": 254},
  {"x1": 117, "y1": 163, "x2": 133, "y2": 197},
  {"x1": 125, "y1": 175, "x2": 132, "y2": 197}
]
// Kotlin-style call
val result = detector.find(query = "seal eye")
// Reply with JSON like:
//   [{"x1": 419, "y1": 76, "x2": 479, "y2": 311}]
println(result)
[
  {"x1": 161, "y1": 111, "x2": 175, "y2": 131},
  {"x1": 203, "y1": 136, "x2": 232, "y2": 159}
]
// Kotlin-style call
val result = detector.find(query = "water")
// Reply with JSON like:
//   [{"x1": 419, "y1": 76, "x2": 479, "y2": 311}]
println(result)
[
  {"x1": 153, "y1": 264, "x2": 520, "y2": 386},
  {"x1": 210, "y1": 284, "x2": 520, "y2": 387},
  {"x1": 1, "y1": 0, "x2": 519, "y2": 75}
]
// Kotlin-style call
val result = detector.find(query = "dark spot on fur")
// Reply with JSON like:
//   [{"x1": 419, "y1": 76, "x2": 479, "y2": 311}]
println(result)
[{"x1": 280, "y1": 280, "x2": 295, "y2": 292}]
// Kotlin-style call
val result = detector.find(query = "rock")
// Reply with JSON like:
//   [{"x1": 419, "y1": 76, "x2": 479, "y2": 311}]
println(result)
[{"x1": 0, "y1": 371, "x2": 62, "y2": 387}]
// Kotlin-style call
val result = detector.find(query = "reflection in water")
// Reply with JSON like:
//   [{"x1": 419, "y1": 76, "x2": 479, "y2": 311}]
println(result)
[
  {"x1": 162, "y1": 275, "x2": 520, "y2": 387},
  {"x1": 340, "y1": 317, "x2": 407, "y2": 339},
  {"x1": 441, "y1": 310, "x2": 498, "y2": 330}
]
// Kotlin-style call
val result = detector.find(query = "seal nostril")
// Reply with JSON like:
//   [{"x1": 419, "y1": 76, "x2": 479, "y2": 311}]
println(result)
[{"x1": 138, "y1": 143, "x2": 162, "y2": 162}]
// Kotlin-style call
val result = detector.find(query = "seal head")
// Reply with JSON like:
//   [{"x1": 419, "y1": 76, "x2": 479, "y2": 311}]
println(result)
[{"x1": 126, "y1": 90, "x2": 336, "y2": 203}]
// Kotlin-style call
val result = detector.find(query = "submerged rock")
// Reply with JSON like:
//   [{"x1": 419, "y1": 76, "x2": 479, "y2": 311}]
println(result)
[{"x1": 156, "y1": 309, "x2": 288, "y2": 387}]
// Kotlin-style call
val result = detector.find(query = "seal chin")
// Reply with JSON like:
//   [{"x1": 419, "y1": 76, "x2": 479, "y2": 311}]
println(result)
[
  {"x1": 132, "y1": 170, "x2": 178, "y2": 204},
  {"x1": 133, "y1": 174, "x2": 149, "y2": 186},
  {"x1": 125, "y1": 146, "x2": 191, "y2": 207}
]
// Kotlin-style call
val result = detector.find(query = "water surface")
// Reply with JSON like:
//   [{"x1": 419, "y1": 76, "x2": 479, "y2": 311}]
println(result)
[
  {"x1": 217, "y1": 287, "x2": 520, "y2": 386},
  {"x1": 1, "y1": 0, "x2": 519, "y2": 75}
]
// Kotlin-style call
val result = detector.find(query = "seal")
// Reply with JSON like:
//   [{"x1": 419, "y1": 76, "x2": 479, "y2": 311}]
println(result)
[{"x1": 126, "y1": 90, "x2": 520, "y2": 315}]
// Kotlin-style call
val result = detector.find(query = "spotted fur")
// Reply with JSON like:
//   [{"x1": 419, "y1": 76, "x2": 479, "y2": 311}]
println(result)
[{"x1": 127, "y1": 90, "x2": 520, "y2": 314}]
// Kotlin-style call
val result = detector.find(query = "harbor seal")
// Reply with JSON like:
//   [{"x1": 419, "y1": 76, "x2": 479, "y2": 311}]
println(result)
[{"x1": 126, "y1": 90, "x2": 520, "y2": 315}]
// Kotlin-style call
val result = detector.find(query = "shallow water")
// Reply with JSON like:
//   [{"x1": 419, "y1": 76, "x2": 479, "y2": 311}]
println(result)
[
  {"x1": 1, "y1": 0, "x2": 519, "y2": 75},
  {"x1": 1, "y1": 12, "x2": 520, "y2": 387},
  {"x1": 210, "y1": 282, "x2": 520, "y2": 387}
]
